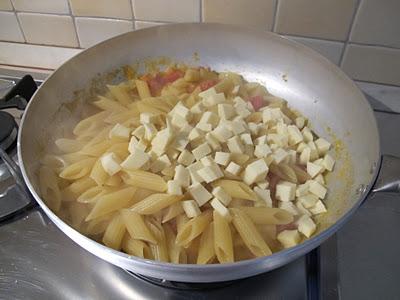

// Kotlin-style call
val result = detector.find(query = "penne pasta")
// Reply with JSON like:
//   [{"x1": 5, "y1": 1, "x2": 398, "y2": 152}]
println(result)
[
  {"x1": 121, "y1": 209, "x2": 156, "y2": 244},
  {"x1": 102, "y1": 214, "x2": 126, "y2": 250},
  {"x1": 130, "y1": 193, "x2": 183, "y2": 215},
  {"x1": 94, "y1": 95, "x2": 126, "y2": 112},
  {"x1": 212, "y1": 179, "x2": 257, "y2": 201},
  {"x1": 89, "y1": 158, "x2": 109, "y2": 185},
  {"x1": 164, "y1": 223, "x2": 187, "y2": 264},
  {"x1": 135, "y1": 80, "x2": 152, "y2": 99},
  {"x1": 239, "y1": 207, "x2": 294, "y2": 225},
  {"x1": 107, "y1": 84, "x2": 132, "y2": 106},
  {"x1": 162, "y1": 202, "x2": 184, "y2": 223},
  {"x1": 39, "y1": 166, "x2": 62, "y2": 212},
  {"x1": 213, "y1": 211, "x2": 234, "y2": 263},
  {"x1": 55, "y1": 138, "x2": 86, "y2": 153},
  {"x1": 73, "y1": 111, "x2": 110, "y2": 137},
  {"x1": 59, "y1": 158, "x2": 96, "y2": 180},
  {"x1": 77, "y1": 186, "x2": 112, "y2": 203},
  {"x1": 61, "y1": 176, "x2": 96, "y2": 202},
  {"x1": 176, "y1": 210, "x2": 212, "y2": 247},
  {"x1": 147, "y1": 220, "x2": 169, "y2": 262},
  {"x1": 231, "y1": 208, "x2": 272, "y2": 257},
  {"x1": 79, "y1": 140, "x2": 112, "y2": 157},
  {"x1": 122, "y1": 235, "x2": 153, "y2": 259},
  {"x1": 197, "y1": 222, "x2": 215, "y2": 264},
  {"x1": 122, "y1": 170, "x2": 167, "y2": 192}
]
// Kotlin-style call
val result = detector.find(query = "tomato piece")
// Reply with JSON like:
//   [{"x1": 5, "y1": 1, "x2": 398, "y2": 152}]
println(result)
[
  {"x1": 277, "y1": 222, "x2": 299, "y2": 233},
  {"x1": 163, "y1": 69, "x2": 184, "y2": 83},
  {"x1": 146, "y1": 73, "x2": 165, "y2": 96},
  {"x1": 249, "y1": 95, "x2": 265, "y2": 111},
  {"x1": 199, "y1": 79, "x2": 219, "y2": 91}
]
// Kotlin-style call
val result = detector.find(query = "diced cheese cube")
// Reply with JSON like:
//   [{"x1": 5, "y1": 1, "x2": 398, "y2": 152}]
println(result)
[
  {"x1": 190, "y1": 102, "x2": 205, "y2": 114},
  {"x1": 254, "y1": 144, "x2": 272, "y2": 158},
  {"x1": 214, "y1": 152, "x2": 230, "y2": 166},
  {"x1": 273, "y1": 148, "x2": 288, "y2": 164},
  {"x1": 298, "y1": 194, "x2": 319, "y2": 208},
  {"x1": 167, "y1": 148, "x2": 180, "y2": 160},
  {"x1": 233, "y1": 96, "x2": 247, "y2": 106},
  {"x1": 288, "y1": 125, "x2": 303, "y2": 145},
  {"x1": 150, "y1": 154, "x2": 171, "y2": 173},
  {"x1": 228, "y1": 120, "x2": 247, "y2": 135},
  {"x1": 276, "y1": 122, "x2": 288, "y2": 136},
  {"x1": 171, "y1": 114, "x2": 188, "y2": 128},
  {"x1": 296, "y1": 183, "x2": 309, "y2": 197},
  {"x1": 287, "y1": 150, "x2": 297, "y2": 164},
  {"x1": 174, "y1": 165, "x2": 190, "y2": 187},
  {"x1": 188, "y1": 127, "x2": 203, "y2": 141},
  {"x1": 276, "y1": 181, "x2": 296, "y2": 202},
  {"x1": 205, "y1": 133, "x2": 221, "y2": 151},
  {"x1": 143, "y1": 123, "x2": 157, "y2": 141},
  {"x1": 199, "y1": 111, "x2": 219, "y2": 127},
  {"x1": 167, "y1": 180, "x2": 183, "y2": 195},
  {"x1": 212, "y1": 124, "x2": 233, "y2": 142},
  {"x1": 309, "y1": 200, "x2": 327, "y2": 215},
  {"x1": 227, "y1": 136, "x2": 245, "y2": 154},
  {"x1": 187, "y1": 161, "x2": 204, "y2": 183},
  {"x1": 322, "y1": 154, "x2": 335, "y2": 171},
  {"x1": 307, "y1": 161, "x2": 323, "y2": 178},
  {"x1": 188, "y1": 183, "x2": 212, "y2": 206},
  {"x1": 198, "y1": 87, "x2": 217, "y2": 99},
  {"x1": 232, "y1": 85, "x2": 240, "y2": 94},
  {"x1": 128, "y1": 136, "x2": 139, "y2": 153},
  {"x1": 100, "y1": 152, "x2": 121, "y2": 176},
  {"x1": 278, "y1": 201, "x2": 299, "y2": 215},
  {"x1": 136, "y1": 139, "x2": 148, "y2": 151},
  {"x1": 109, "y1": 123, "x2": 130, "y2": 140},
  {"x1": 315, "y1": 174, "x2": 325, "y2": 185},
  {"x1": 225, "y1": 161, "x2": 241, "y2": 176},
  {"x1": 243, "y1": 159, "x2": 269, "y2": 185},
  {"x1": 308, "y1": 142, "x2": 319, "y2": 161},
  {"x1": 196, "y1": 122, "x2": 212, "y2": 132},
  {"x1": 120, "y1": 147, "x2": 150, "y2": 170},
  {"x1": 212, "y1": 186, "x2": 232, "y2": 206},
  {"x1": 295, "y1": 201, "x2": 311, "y2": 216},
  {"x1": 295, "y1": 117, "x2": 305, "y2": 129},
  {"x1": 308, "y1": 180, "x2": 327, "y2": 199},
  {"x1": 162, "y1": 165, "x2": 176, "y2": 177},
  {"x1": 255, "y1": 135, "x2": 268, "y2": 145},
  {"x1": 296, "y1": 142, "x2": 307, "y2": 153},
  {"x1": 192, "y1": 142, "x2": 212, "y2": 161},
  {"x1": 203, "y1": 93, "x2": 226, "y2": 107},
  {"x1": 172, "y1": 134, "x2": 189, "y2": 152},
  {"x1": 277, "y1": 230, "x2": 301, "y2": 248},
  {"x1": 315, "y1": 138, "x2": 331, "y2": 156},
  {"x1": 151, "y1": 127, "x2": 174, "y2": 155},
  {"x1": 262, "y1": 107, "x2": 282, "y2": 123},
  {"x1": 302, "y1": 127, "x2": 313, "y2": 142},
  {"x1": 248, "y1": 122, "x2": 260, "y2": 135},
  {"x1": 254, "y1": 187, "x2": 272, "y2": 207},
  {"x1": 297, "y1": 215, "x2": 316, "y2": 238},
  {"x1": 257, "y1": 182, "x2": 269, "y2": 189},
  {"x1": 240, "y1": 133, "x2": 253, "y2": 145},
  {"x1": 197, "y1": 165, "x2": 224, "y2": 183},
  {"x1": 181, "y1": 123, "x2": 193, "y2": 134},
  {"x1": 140, "y1": 112, "x2": 157, "y2": 124},
  {"x1": 200, "y1": 156, "x2": 216, "y2": 167},
  {"x1": 210, "y1": 198, "x2": 231, "y2": 220},
  {"x1": 218, "y1": 103, "x2": 236, "y2": 120},
  {"x1": 172, "y1": 102, "x2": 191, "y2": 120},
  {"x1": 299, "y1": 147, "x2": 311, "y2": 165},
  {"x1": 182, "y1": 200, "x2": 201, "y2": 218},
  {"x1": 177, "y1": 150, "x2": 195, "y2": 166}
]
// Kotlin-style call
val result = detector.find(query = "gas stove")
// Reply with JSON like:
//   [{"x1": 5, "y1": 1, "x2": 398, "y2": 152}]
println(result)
[{"x1": 0, "y1": 75, "x2": 399, "y2": 300}]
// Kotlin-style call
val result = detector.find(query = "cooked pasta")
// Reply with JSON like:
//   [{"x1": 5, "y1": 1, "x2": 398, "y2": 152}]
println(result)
[{"x1": 39, "y1": 65, "x2": 335, "y2": 264}]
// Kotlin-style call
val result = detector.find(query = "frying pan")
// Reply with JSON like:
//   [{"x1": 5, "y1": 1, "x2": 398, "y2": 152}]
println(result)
[{"x1": 16, "y1": 23, "x2": 400, "y2": 282}]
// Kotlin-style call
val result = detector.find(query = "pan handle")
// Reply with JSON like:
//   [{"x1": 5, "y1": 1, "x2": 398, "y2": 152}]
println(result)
[{"x1": 372, "y1": 155, "x2": 400, "y2": 193}]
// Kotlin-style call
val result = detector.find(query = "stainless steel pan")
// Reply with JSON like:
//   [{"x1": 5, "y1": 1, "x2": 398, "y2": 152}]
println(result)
[{"x1": 17, "y1": 23, "x2": 399, "y2": 282}]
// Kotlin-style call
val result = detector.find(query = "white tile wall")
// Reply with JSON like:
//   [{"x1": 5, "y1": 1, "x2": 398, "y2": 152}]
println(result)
[
  {"x1": 0, "y1": 0, "x2": 12, "y2": 10},
  {"x1": 76, "y1": 17, "x2": 133, "y2": 48},
  {"x1": 135, "y1": 21, "x2": 167, "y2": 30},
  {"x1": 69, "y1": 0, "x2": 132, "y2": 20},
  {"x1": 17, "y1": 13, "x2": 78, "y2": 47},
  {"x1": 350, "y1": 0, "x2": 400, "y2": 49},
  {"x1": 0, "y1": 11, "x2": 25, "y2": 42},
  {"x1": 132, "y1": 0, "x2": 200, "y2": 22},
  {"x1": 11, "y1": 0, "x2": 69, "y2": 14}
]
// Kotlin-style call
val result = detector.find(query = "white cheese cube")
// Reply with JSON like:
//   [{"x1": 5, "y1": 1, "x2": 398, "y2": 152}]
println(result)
[
  {"x1": 315, "y1": 174, "x2": 325, "y2": 185},
  {"x1": 297, "y1": 215, "x2": 316, "y2": 238},
  {"x1": 187, "y1": 161, "x2": 204, "y2": 183},
  {"x1": 262, "y1": 107, "x2": 282, "y2": 123},
  {"x1": 257, "y1": 182, "x2": 269, "y2": 189},
  {"x1": 182, "y1": 200, "x2": 201, "y2": 218},
  {"x1": 298, "y1": 194, "x2": 319, "y2": 208},
  {"x1": 205, "y1": 133, "x2": 221, "y2": 151},
  {"x1": 212, "y1": 186, "x2": 232, "y2": 206},
  {"x1": 277, "y1": 230, "x2": 301, "y2": 248},
  {"x1": 240, "y1": 133, "x2": 253, "y2": 145},
  {"x1": 227, "y1": 136, "x2": 245, "y2": 154},
  {"x1": 273, "y1": 148, "x2": 288, "y2": 164},
  {"x1": 143, "y1": 123, "x2": 157, "y2": 141},
  {"x1": 181, "y1": 123, "x2": 193, "y2": 134},
  {"x1": 218, "y1": 103, "x2": 236, "y2": 120},
  {"x1": 254, "y1": 187, "x2": 272, "y2": 207},
  {"x1": 295, "y1": 117, "x2": 305, "y2": 129},
  {"x1": 307, "y1": 161, "x2": 323, "y2": 178},
  {"x1": 174, "y1": 165, "x2": 190, "y2": 187},
  {"x1": 140, "y1": 112, "x2": 157, "y2": 125},
  {"x1": 299, "y1": 147, "x2": 311, "y2": 165},
  {"x1": 233, "y1": 96, "x2": 247, "y2": 106},
  {"x1": 254, "y1": 144, "x2": 272, "y2": 158},
  {"x1": 255, "y1": 135, "x2": 268, "y2": 145},
  {"x1": 322, "y1": 154, "x2": 335, "y2": 171},
  {"x1": 192, "y1": 142, "x2": 212, "y2": 161},
  {"x1": 172, "y1": 102, "x2": 191, "y2": 120},
  {"x1": 278, "y1": 201, "x2": 299, "y2": 215},
  {"x1": 200, "y1": 156, "x2": 217, "y2": 167},
  {"x1": 228, "y1": 120, "x2": 247, "y2": 135},
  {"x1": 128, "y1": 136, "x2": 139, "y2": 153},
  {"x1": 177, "y1": 150, "x2": 195, "y2": 166},
  {"x1": 151, "y1": 127, "x2": 174, "y2": 155},
  {"x1": 136, "y1": 139, "x2": 148, "y2": 151},
  {"x1": 210, "y1": 198, "x2": 231, "y2": 220},
  {"x1": 309, "y1": 200, "x2": 327, "y2": 215},
  {"x1": 171, "y1": 114, "x2": 188, "y2": 128},
  {"x1": 276, "y1": 181, "x2": 296, "y2": 202},
  {"x1": 288, "y1": 125, "x2": 303, "y2": 145},
  {"x1": 308, "y1": 180, "x2": 327, "y2": 199},
  {"x1": 199, "y1": 111, "x2": 219, "y2": 127},
  {"x1": 296, "y1": 142, "x2": 307, "y2": 153},
  {"x1": 203, "y1": 93, "x2": 226, "y2": 107},
  {"x1": 166, "y1": 148, "x2": 180, "y2": 160},
  {"x1": 235, "y1": 104, "x2": 251, "y2": 118},
  {"x1": 120, "y1": 147, "x2": 150, "y2": 170},
  {"x1": 214, "y1": 152, "x2": 230, "y2": 166},
  {"x1": 100, "y1": 152, "x2": 121, "y2": 176},
  {"x1": 268, "y1": 133, "x2": 288, "y2": 148},
  {"x1": 295, "y1": 201, "x2": 311, "y2": 216},
  {"x1": 109, "y1": 123, "x2": 130, "y2": 140},
  {"x1": 315, "y1": 138, "x2": 331, "y2": 156},
  {"x1": 188, "y1": 183, "x2": 212, "y2": 207},
  {"x1": 308, "y1": 141, "x2": 319, "y2": 161},
  {"x1": 198, "y1": 87, "x2": 217, "y2": 99},
  {"x1": 248, "y1": 122, "x2": 260, "y2": 135},
  {"x1": 190, "y1": 102, "x2": 205, "y2": 114},
  {"x1": 172, "y1": 134, "x2": 189, "y2": 152},
  {"x1": 197, "y1": 165, "x2": 224, "y2": 183},
  {"x1": 188, "y1": 128, "x2": 202, "y2": 141},
  {"x1": 167, "y1": 180, "x2": 183, "y2": 195},
  {"x1": 276, "y1": 122, "x2": 288, "y2": 136},
  {"x1": 302, "y1": 127, "x2": 313, "y2": 142},
  {"x1": 150, "y1": 154, "x2": 171, "y2": 173},
  {"x1": 296, "y1": 183, "x2": 309, "y2": 197},
  {"x1": 243, "y1": 159, "x2": 269, "y2": 185},
  {"x1": 225, "y1": 161, "x2": 241, "y2": 176},
  {"x1": 196, "y1": 122, "x2": 212, "y2": 132},
  {"x1": 212, "y1": 124, "x2": 233, "y2": 142},
  {"x1": 232, "y1": 85, "x2": 240, "y2": 94}
]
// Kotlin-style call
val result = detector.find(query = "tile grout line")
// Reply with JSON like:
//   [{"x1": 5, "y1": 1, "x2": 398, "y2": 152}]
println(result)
[
  {"x1": 199, "y1": 0, "x2": 203, "y2": 22},
  {"x1": 10, "y1": 3, "x2": 28, "y2": 44},
  {"x1": 338, "y1": 0, "x2": 362, "y2": 68},
  {"x1": 128, "y1": 0, "x2": 136, "y2": 29},
  {"x1": 0, "y1": 39, "x2": 84, "y2": 50},
  {"x1": 272, "y1": 0, "x2": 279, "y2": 32},
  {"x1": 66, "y1": 0, "x2": 81, "y2": 48}
]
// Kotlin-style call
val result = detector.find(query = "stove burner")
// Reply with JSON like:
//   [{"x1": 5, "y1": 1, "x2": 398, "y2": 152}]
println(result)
[
  {"x1": 126, "y1": 271, "x2": 237, "y2": 290},
  {"x1": 0, "y1": 111, "x2": 17, "y2": 151}
]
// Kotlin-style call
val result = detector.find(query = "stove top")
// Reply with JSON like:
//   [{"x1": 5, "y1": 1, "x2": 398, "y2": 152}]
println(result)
[{"x1": 0, "y1": 76, "x2": 399, "y2": 300}]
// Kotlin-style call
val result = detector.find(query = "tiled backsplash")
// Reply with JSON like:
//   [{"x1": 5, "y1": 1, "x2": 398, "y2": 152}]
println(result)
[{"x1": 0, "y1": 0, "x2": 399, "y2": 86}]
